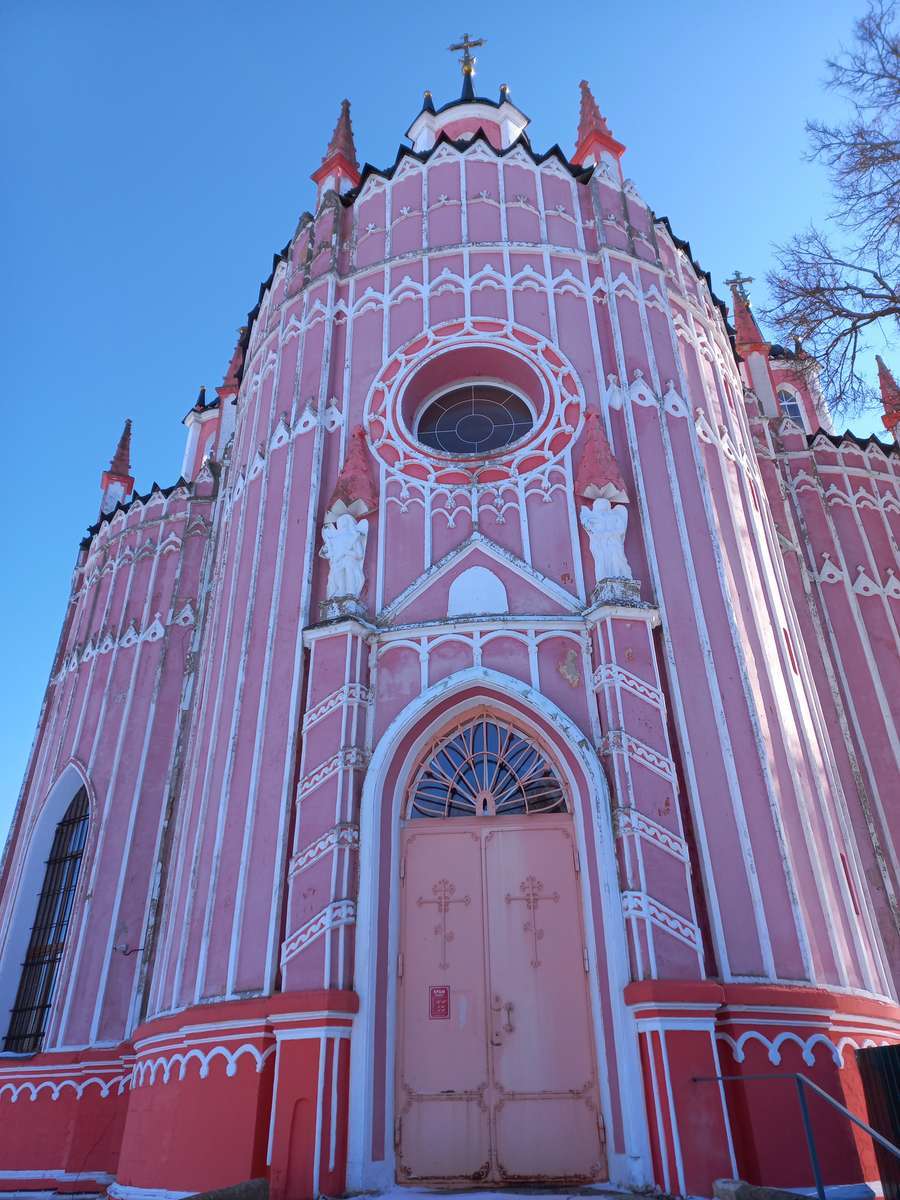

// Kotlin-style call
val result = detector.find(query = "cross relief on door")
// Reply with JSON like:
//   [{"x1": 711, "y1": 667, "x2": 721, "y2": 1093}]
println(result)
[
  {"x1": 505, "y1": 874, "x2": 559, "y2": 967},
  {"x1": 417, "y1": 877, "x2": 471, "y2": 970}
]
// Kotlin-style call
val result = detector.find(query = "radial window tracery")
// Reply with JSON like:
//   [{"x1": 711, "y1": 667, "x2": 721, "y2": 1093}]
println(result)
[
  {"x1": 416, "y1": 384, "x2": 533, "y2": 455},
  {"x1": 408, "y1": 715, "x2": 567, "y2": 818}
]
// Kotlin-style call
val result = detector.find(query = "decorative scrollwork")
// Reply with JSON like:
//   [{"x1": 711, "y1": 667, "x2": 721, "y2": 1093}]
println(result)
[{"x1": 409, "y1": 713, "x2": 567, "y2": 819}]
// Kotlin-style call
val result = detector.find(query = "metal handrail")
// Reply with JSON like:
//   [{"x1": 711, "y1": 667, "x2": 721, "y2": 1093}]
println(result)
[{"x1": 693, "y1": 1071, "x2": 900, "y2": 1200}]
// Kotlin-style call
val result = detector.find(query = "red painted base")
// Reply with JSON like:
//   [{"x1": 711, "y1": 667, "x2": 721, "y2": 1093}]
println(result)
[
  {"x1": 0, "y1": 990, "x2": 356, "y2": 1200},
  {"x1": 626, "y1": 980, "x2": 900, "y2": 1196},
  {"x1": 0, "y1": 983, "x2": 895, "y2": 1198}
]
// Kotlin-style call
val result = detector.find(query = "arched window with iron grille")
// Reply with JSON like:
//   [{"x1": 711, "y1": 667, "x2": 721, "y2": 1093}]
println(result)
[
  {"x1": 407, "y1": 713, "x2": 568, "y2": 818},
  {"x1": 4, "y1": 787, "x2": 89, "y2": 1053}
]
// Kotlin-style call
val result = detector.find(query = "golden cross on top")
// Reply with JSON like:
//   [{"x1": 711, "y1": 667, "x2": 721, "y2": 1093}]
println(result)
[
  {"x1": 725, "y1": 269, "x2": 754, "y2": 299},
  {"x1": 449, "y1": 32, "x2": 485, "y2": 76}
]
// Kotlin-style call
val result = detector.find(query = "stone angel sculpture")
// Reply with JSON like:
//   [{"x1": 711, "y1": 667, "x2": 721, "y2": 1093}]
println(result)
[
  {"x1": 320, "y1": 512, "x2": 369, "y2": 600},
  {"x1": 579, "y1": 497, "x2": 633, "y2": 581}
]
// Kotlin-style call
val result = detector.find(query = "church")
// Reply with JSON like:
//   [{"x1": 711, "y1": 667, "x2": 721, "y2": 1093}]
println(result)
[{"x1": 1, "y1": 39, "x2": 898, "y2": 1200}]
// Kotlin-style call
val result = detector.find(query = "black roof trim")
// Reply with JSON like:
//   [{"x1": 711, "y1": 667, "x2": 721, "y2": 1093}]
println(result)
[
  {"x1": 182, "y1": 394, "x2": 221, "y2": 423},
  {"x1": 807, "y1": 427, "x2": 896, "y2": 454},
  {"x1": 235, "y1": 239, "x2": 292, "y2": 385},
  {"x1": 652, "y1": 214, "x2": 731, "y2": 331},
  {"x1": 239, "y1": 133, "x2": 742, "y2": 380},
  {"x1": 81, "y1": 477, "x2": 192, "y2": 546},
  {"x1": 340, "y1": 127, "x2": 585, "y2": 206}
]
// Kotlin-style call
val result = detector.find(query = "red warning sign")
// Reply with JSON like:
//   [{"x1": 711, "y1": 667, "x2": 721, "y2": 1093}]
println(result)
[{"x1": 429, "y1": 985, "x2": 450, "y2": 1019}]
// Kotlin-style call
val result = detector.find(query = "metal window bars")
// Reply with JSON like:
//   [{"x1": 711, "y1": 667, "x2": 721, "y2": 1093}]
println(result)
[
  {"x1": 408, "y1": 713, "x2": 568, "y2": 818},
  {"x1": 4, "y1": 787, "x2": 89, "y2": 1054}
]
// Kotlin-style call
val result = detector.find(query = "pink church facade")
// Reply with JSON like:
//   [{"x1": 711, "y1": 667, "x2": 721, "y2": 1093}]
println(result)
[{"x1": 1, "y1": 64, "x2": 899, "y2": 1199}]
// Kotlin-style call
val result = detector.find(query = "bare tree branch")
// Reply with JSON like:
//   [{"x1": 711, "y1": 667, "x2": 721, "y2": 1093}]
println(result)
[{"x1": 764, "y1": 1, "x2": 900, "y2": 419}]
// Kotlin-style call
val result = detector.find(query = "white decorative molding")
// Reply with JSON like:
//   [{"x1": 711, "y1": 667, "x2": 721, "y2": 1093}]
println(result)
[
  {"x1": 52, "y1": 604, "x2": 199, "y2": 683},
  {"x1": 662, "y1": 380, "x2": 688, "y2": 418},
  {"x1": 141, "y1": 614, "x2": 165, "y2": 643},
  {"x1": 248, "y1": 445, "x2": 266, "y2": 481},
  {"x1": 615, "y1": 808, "x2": 689, "y2": 861},
  {"x1": 280, "y1": 899, "x2": 357, "y2": 966},
  {"x1": 591, "y1": 662, "x2": 663, "y2": 709},
  {"x1": 852, "y1": 567, "x2": 881, "y2": 597},
  {"x1": 0, "y1": 1071, "x2": 128, "y2": 1102},
  {"x1": 621, "y1": 891, "x2": 702, "y2": 950},
  {"x1": 694, "y1": 408, "x2": 717, "y2": 445},
  {"x1": 289, "y1": 823, "x2": 360, "y2": 878},
  {"x1": 171, "y1": 603, "x2": 196, "y2": 628},
  {"x1": 269, "y1": 414, "x2": 291, "y2": 452},
  {"x1": 131, "y1": 1041, "x2": 276, "y2": 1088},
  {"x1": 297, "y1": 747, "x2": 370, "y2": 799},
  {"x1": 715, "y1": 1029, "x2": 891, "y2": 1069},
  {"x1": 816, "y1": 553, "x2": 846, "y2": 585},
  {"x1": 599, "y1": 729, "x2": 677, "y2": 783},
  {"x1": 302, "y1": 683, "x2": 371, "y2": 731}
]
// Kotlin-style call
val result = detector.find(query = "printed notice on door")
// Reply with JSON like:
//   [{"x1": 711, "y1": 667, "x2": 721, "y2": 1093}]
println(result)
[{"x1": 429, "y1": 985, "x2": 450, "y2": 1019}]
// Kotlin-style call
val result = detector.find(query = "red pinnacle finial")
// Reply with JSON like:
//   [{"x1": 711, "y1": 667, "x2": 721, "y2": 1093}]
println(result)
[
  {"x1": 573, "y1": 80, "x2": 626, "y2": 169},
  {"x1": 323, "y1": 99, "x2": 358, "y2": 170},
  {"x1": 726, "y1": 271, "x2": 768, "y2": 353},
  {"x1": 312, "y1": 98, "x2": 361, "y2": 193},
  {"x1": 577, "y1": 80, "x2": 613, "y2": 143},
  {"x1": 325, "y1": 426, "x2": 377, "y2": 519},
  {"x1": 217, "y1": 328, "x2": 247, "y2": 400},
  {"x1": 876, "y1": 354, "x2": 900, "y2": 436},
  {"x1": 109, "y1": 418, "x2": 132, "y2": 476},
  {"x1": 574, "y1": 410, "x2": 629, "y2": 503}
]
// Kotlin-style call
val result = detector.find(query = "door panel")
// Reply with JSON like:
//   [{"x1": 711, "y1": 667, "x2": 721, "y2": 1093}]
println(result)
[
  {"x1": 484, "y1": 824, "x2": 604, "y2": 1181},
  {"x1": 397, "y1": 828, "x2": 490, "y2": 1182},
  {"x1": 397, "y1": 816, "x2": 605, "y2": 1184}
]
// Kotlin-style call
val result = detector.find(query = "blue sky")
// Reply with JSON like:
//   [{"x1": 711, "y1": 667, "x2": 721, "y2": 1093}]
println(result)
[{"x1": 0, "y1": 0, "x2": 890, "y2": 844}]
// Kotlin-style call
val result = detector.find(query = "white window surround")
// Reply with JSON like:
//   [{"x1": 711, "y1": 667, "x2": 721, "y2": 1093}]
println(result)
[
  {"x1": 0, "y1": 764, "x2": 92, "y2": 1055},
  {"x1": 777, "y1": 385, "x2": 807, "y2": 430}
]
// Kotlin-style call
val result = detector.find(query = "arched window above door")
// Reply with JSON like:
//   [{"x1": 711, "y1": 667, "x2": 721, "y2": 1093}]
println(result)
[
  {"x1": 3, "y1": 787, "x2": 89, "y2": 1053},
  {"x1": 408, "y1": 714, "x2": 567, "y2": 818}
]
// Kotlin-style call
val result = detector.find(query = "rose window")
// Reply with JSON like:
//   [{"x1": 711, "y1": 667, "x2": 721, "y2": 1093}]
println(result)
[
  {"x1": 416, "y1": 384, "x2": 533, "y2": 455},
  {"x1": 408, "y1": 716, "x2": 567, "y2": 818}
]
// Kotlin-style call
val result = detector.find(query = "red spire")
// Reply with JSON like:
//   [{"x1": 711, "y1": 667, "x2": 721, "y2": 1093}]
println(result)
[
  {"x1": 100, "y1": 418, "x2": 135, "y2": 514},
  {"x1": 324, "y1": 427, "x2": 377, "y2": 519},
  {"x1": 109, "y1": 418, "x2": 132, "y2": 476},
  {"x1": 573, "y1": 80, "x2": 626, "y2": 169},
  {"x1": 574, "y1": 411, "x2": 629, "y2": 503},
  {"x1": 216, "y1": 327, "x2": 247, "y2": 400},
  {"x1": 726, "y1": 272, "x2": 769, "y2": 354},
  {"x1": 876, "y1": 354, "x2": 900, "y2": 436},
  {"x1": 578, "y1": 80, "x2": 613, "y2": 142},
  {"x1": 311, "y1": 99, "x2": 360, "y2": 194}
]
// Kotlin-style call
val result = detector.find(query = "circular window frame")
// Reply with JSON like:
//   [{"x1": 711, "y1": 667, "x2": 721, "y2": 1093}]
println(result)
[
  {"x1": 412, "y1": 377, "x2": 538, "y2": 460},
  {"x1": 363, "y1": 319, "x2": 587, "y2": 488}
]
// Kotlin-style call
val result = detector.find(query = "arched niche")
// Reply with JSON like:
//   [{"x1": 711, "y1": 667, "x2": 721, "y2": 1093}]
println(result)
[
  {"x1": 0, "y1": 762, "x2": 92, "y2": 1053},
  {"x1": 447, "y1": 564, "x2": 509, "y2": 617}
]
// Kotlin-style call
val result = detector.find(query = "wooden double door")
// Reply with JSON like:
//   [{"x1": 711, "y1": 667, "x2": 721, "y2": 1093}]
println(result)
[{"x1": 395, "y1": 814, "x2": 606, "y2": 1185}]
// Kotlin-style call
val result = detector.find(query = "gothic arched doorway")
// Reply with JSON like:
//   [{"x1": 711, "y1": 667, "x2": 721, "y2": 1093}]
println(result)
[{"x1": 395, "y1": 711, "x2": 606, "y2": 1185}]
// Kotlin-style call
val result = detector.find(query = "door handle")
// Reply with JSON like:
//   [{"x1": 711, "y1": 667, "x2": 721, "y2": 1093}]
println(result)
[
  {"x1": 490, "y1": 995, "x2": 514, "y2": 1043},
  {"x1": 503, "y1": 1001, "x2": 515, "y2": 1033}
]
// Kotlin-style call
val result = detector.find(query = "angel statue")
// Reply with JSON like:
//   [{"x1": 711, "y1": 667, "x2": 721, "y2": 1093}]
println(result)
[
  {"x1": 320, "y1": 513, "x2": 369, "y2": 600},
  {"x1": 579, "y1": 497, "x2": 633, "y2": 581}
]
